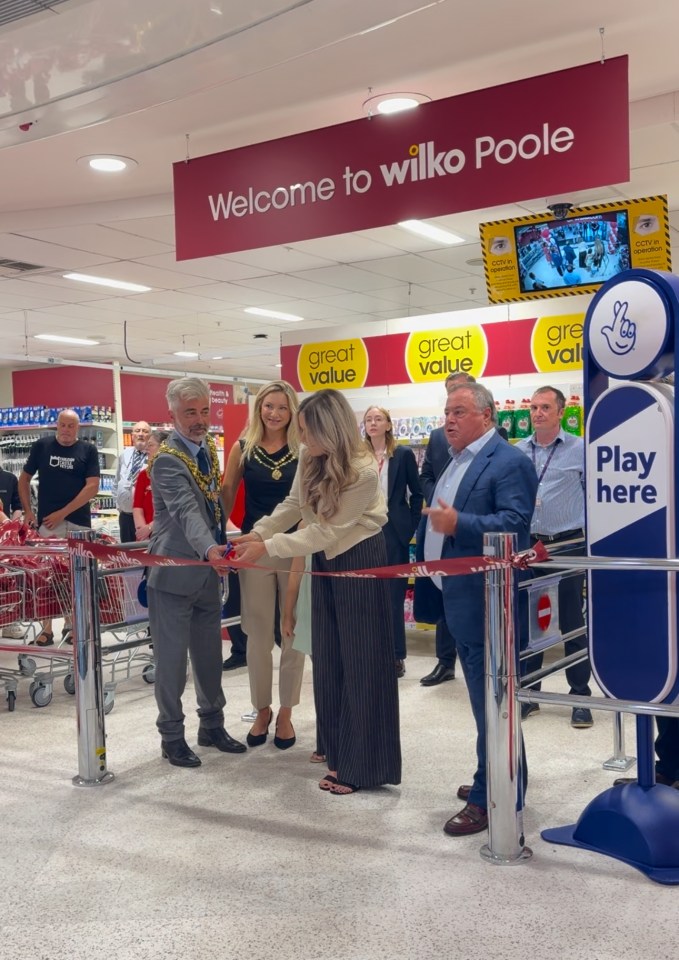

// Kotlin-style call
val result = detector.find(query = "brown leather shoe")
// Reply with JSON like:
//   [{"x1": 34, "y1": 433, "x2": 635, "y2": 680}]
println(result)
[
  {"x1": 456, "y1": 784, "x2": 472, "y2": 801},
  {"x1": 443, "y1": 802, "x2": 488, "y2": 836}
]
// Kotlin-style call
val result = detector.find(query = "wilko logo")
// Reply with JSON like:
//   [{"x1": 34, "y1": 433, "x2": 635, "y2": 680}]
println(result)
[
  {"x1": 297, "y1": 338, "x2": 368, "y2": 392},
  {"x1": 531, "y1": 314, "x2": 584, "y2": 372},
  {"x1": 405, "y1": 327, "x2": 488, "y2": 383}
]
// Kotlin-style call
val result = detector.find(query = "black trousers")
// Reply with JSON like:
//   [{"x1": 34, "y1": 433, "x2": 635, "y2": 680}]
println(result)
[
  {"x1": 312, "y1": 533, "x2": 401, "y2": 787},
  {"x1": 118, "y1": 511, "x2": 136, "y2": 544},
  {"x1": 523, "y1": 532, "x2": 591, "y2": 696},
  {"x1": 656, "y1": 717, "x2": 679, "y2": 782}
]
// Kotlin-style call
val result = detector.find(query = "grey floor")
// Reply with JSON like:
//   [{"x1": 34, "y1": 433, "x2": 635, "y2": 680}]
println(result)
[{"x1": 0, "y1": 628, "x2": 676, "y2": 960}]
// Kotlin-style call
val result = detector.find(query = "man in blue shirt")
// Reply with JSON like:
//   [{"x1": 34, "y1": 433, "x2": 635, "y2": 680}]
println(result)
[{"x1": 516, "y1": 386, "x2": 593, "y2": 728}]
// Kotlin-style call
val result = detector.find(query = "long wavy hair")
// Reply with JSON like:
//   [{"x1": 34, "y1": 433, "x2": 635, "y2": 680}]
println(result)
[
  {"x1": 363, "y1": 405, "x2": 396, "y2": 458},
  {"x1": 298, "y1": 390, "x2": 369, "y2": 520},
  {"x1": 241, "y1": 380, "x2": 299, "y2": 462}
]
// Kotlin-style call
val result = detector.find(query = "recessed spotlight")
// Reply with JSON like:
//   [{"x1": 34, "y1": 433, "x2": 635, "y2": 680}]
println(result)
[
  {"x1": 398, "y1": 220, "x2": 465, "y2": 245},
  {"x1": 63, "y1": 272, "x2": 151, "y2": 292},
  {"x1": 211, "y1": 355, "x2": 224, "y2": 360},
  {"x1": 274, "y1": 363, "x2": 283, "y2": 368},
  {"x1": 174, "y1": 351, "x2": 199, "y2": 358},
  {"x1": 78, "y1": 155, "x2": 138, "y2": 172},
  {"x1": 362, "y1": 92, "x2": 431, "y2": 117},
  {"x1": 35, "y1": 334, "x2": 100, "y2": 346},
  {"x1": 244, "y1": 307, "x2": 303, "y2": 322}
]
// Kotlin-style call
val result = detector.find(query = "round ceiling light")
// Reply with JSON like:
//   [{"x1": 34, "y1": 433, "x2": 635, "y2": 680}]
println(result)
[
  {"x1": 78, "y1": 155, "x2": 138, "y2": 173},
  {"x1": 362, "y1": 92, "x2": 431, "y2": 117}
]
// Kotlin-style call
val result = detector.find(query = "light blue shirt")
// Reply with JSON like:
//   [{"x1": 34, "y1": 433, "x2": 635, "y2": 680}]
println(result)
[
  {"x1": 424, "y1": 427, "x2": 496, "y2": 589},
  {"x1": 515, "y1": 429, "x2": 584, "y2": 535}
]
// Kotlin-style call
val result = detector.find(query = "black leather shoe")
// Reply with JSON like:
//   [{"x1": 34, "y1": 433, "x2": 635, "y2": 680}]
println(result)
[
  {"x1": 161, "y1": 738, "x2": 201, "y2": 767},
  {"x1": 246, "y1": 708, "x2": 273, "y2": 747},
  {"x1": 396, "y1": 659, "x2": 406, "y2": 678},
  {"x1": 197, "y1": 726, "x2": 247, "y2": 753},
  {"x1": 222, "y1": 654, "x2": 247, "y2": 671},
  {"x1": 521, "y1": 702, "x2": 540, "y2": 720},
  {"x1": 273, "y1": 717, "x2": 296, "y2": 750},
  {"x1": 420, "y1": 662, "x2": 456, "y2": 686}
]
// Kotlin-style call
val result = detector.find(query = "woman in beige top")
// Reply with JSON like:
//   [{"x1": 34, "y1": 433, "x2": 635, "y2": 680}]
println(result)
[{"x1": 234, "y1": 389, "x2": 402, "y2": 795}]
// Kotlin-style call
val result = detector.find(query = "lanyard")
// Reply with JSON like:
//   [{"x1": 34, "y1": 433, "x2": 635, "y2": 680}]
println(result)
[{"x1": 532, "y1": 440, "x2": 559, "y2": 485}]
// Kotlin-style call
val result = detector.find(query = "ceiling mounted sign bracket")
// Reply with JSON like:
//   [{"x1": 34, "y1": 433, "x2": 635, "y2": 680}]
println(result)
[
  {"x1": 185, "y1": 133, "x2": 191, "y2": 165},
  {"x1": 599, "y1": 26, "x2": 606, "y2": 65}
]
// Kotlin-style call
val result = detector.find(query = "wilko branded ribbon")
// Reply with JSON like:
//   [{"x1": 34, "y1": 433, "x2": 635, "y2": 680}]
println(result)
[{"x1": 71, "y1": 538, "x2": 548, "y2": 579}]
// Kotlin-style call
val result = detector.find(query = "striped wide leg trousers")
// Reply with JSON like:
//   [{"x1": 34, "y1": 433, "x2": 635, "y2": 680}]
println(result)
[{"x1": 311, "y1": 532, "x2": 402, "y2": 788}]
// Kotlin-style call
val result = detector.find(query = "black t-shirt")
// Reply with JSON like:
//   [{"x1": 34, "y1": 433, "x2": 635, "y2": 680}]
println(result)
[
  {"x1": 0, "y1": 467, "x2": 21, "y2": 515},
  {"x1": 24, "y1": 436, "x2": 100, "y2": 526},
  {"x1": 240, "y1": 441, "x2": 298, "y2": 533}
]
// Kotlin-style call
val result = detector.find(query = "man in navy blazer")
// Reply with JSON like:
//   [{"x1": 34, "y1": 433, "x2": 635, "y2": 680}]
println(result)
[{"x1": 423, "y1": 382, "x2": 537, "y2": 836}]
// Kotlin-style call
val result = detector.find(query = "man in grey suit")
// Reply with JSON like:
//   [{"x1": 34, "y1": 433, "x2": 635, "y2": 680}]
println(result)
[{"x1": 148, "y1": 377, "x2": 246, "y2": 767}]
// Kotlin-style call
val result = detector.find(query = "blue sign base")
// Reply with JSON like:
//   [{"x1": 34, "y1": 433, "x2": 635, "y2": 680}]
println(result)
[{"x1": 542, "y1": 784, "x2": 679, "y2": 885}]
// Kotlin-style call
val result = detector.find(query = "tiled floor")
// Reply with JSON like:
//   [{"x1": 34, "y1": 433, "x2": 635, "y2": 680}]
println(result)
[{"x1": 0, "y1": 628, "x2": 676, "y2": 960}]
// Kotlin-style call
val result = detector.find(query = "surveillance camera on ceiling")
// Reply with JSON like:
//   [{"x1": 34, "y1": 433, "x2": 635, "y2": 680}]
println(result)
[{"x1": 547, "y1": 201, "x2": 574, "y2": 220}]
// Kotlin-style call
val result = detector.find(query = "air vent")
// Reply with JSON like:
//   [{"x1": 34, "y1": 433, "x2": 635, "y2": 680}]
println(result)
[
  {"x1": 0, "y1": 0, "x2": 73, "y2": 29},
  {"x1": 0, "y1": 258, "x2": 45, "y2": 277}
]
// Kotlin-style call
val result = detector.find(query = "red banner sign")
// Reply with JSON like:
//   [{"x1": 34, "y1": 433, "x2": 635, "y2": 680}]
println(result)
[{"x1": 173, "y1": 58, "x2": 629, "y2": 260}]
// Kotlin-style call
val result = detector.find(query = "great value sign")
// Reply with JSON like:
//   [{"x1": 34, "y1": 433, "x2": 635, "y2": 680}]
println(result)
[
  {"x1": 173, "y1": 58, "x2": 629, "y2": 260},
  {"x1": 282, "y1": 313, "x2": 586, "y2": 390}
]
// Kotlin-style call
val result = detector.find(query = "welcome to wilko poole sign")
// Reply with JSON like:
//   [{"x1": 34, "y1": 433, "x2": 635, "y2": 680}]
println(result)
[{"x1": 173, "y1": 58, "x2": 629, "y2": 260}]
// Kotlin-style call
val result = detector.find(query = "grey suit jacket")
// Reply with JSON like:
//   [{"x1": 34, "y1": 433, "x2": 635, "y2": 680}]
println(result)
[{"x1": 147, "y1": 431, "x2": 223, "y2": 596}]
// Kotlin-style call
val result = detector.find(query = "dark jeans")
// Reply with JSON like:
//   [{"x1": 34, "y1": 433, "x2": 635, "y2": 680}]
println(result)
[{"x1": 523, "y1": 535, "x2": 591, "y2": 697}]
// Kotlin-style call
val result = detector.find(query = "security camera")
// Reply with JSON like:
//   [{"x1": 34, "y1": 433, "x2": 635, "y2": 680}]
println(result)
[{"x1": 547, "y1": 202, "x2": 574, "y2": 220}]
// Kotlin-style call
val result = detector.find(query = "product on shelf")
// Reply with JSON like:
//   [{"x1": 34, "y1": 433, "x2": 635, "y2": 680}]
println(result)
[
  {"x1": 498, "y1": 400, "x2": 515, "y2": 439},
  {"x1": 514, "y1": 399, "x2": 533, "y2": 439},
  {"x1": 562, "y1": 395, "x2": 583, "y2": 436}
]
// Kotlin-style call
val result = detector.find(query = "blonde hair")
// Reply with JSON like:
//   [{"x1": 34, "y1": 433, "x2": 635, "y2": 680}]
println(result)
[
  {"x1": 363, "y1": 405, "x2": 396, "y2": 458},
  {"x1": 241, "y1": 380, "x2": 299, "y2": 461},
  {"x1": 298, "y1": 390, "x2": 369, "y2": 520}
]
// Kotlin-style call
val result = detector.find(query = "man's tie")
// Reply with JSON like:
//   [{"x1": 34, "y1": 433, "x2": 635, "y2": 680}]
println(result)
[
  {"x1": 196, "y1": 446, "x2": 211, "y2": 476},
  {"x1": 129, "y1": 448, "x2": 145, "y2": 481}
]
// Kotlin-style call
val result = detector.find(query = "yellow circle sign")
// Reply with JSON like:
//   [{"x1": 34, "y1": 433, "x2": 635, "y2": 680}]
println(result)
[
  {"x1": 298, "y1": 338, "x2": 369, "y2": 391},
  {"x1": 531, "y1": 314, "x2": 584, "y2": 372},
  {"x1": 405, "y1": 326, "x2": 488, "y2": 383}
]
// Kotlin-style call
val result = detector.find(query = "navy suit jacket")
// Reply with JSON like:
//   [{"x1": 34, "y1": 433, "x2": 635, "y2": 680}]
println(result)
[{"x1": 414, "y1": 431, "x2": 537, "y2": 628}]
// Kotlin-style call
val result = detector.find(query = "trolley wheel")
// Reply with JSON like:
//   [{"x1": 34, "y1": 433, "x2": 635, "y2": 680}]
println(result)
[
  {"x1": 64, "y1": 674, "x2": 76, "y2": 695},
  {"x1": 7, "y1": 690, "x2": 16, "y2": 712},
  {"x1": 18, "y1": 655, "x2": 36, "y2": 677},
  {"x1": 30, "y1": 682, "x2": 52, "y2": 708},
  {"x1": 104, "y1": 691, "x2": 115, "y2": 715},
  {"x1": 142, "y1": 663, "x2": 155, "y2": 685}
]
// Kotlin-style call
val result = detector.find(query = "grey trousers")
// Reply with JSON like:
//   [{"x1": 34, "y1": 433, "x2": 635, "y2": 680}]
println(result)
[{"x1": 147, "y1": 576, "x2": 226, "y2": 741}]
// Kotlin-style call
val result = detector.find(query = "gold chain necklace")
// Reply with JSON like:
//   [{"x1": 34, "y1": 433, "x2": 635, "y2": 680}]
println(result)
[
  {"x1": 251, "y1": 445, "x2": 297, "y2": 480},
  {"x1": 150, "y1": 434, "x2": 222, "y2": 524}
]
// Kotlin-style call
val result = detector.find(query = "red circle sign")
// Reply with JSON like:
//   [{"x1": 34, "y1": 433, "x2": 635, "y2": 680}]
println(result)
[{"x1": 537, "y1": 594, "x2": 552, "y2": 631}]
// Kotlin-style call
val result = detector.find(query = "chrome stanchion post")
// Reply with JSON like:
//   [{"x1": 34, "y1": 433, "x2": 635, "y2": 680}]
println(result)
[
  {"x1": 69, "y1": 530, "x2": 114, "y2": 787},
  {"x1": 602, "y1": 711, "x2": 636, "y2": 772},
  {"x1": 480, "y1": 532, "x2": 532, "y2": 865}
]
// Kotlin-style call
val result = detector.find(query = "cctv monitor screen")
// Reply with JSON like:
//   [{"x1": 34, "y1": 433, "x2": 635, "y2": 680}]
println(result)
[{"x1": 513, "y1": 210, "x2": 630, "y2": 294}]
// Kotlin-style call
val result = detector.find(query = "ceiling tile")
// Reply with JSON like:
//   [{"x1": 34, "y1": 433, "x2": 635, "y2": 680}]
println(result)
[
  {"x1": 135, "y1": 252, "x2": 275, "y2": 282},
  {"x1": 21, "y1": 225, "x2": 173, "y2": 259},
  {"x1": 233, "y1": 274, "x2": 349, "y2": 299},
  {"x1": 221, "y1": 246, "x2": 337, "y2": 273},
  {"x1": 315, "y1": 291, "x2": 411, "y2": 313},
  {"x1": 291, "y1": 263, "x2": 401, "y2": 292},
  {"x1": 108, "y1": 216, "x2": 177, "y2": 244},
  {"x1": 291, "y1": 233, "x2": 408, "y2": 262},
  {"x1": 0, "y1": 234, "x2": 111, "y2": 270},
  {"x1": 371, "y1": 285, "x2": 464, "y2": 308},
  {"x1": 183, "y1": 283, "x2": 296, "y2": 306},
  {"x1": 350, "y1": 254, "x2": 470, "y2": 283}
]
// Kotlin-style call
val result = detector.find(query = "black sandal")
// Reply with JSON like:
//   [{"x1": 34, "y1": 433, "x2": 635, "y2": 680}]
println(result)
[
  {"x1": 31, "y1": 631, "x2": 54, "y2": 647},
  {"x1": 319, "y1": 775, "x2": 338, "y2": 791},
  {"x1": 329, "y1": 780, "x2": 361, "y2": 795}
]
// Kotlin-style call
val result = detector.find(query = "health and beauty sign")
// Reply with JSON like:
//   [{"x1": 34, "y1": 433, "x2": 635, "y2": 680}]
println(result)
[
  {"x1": 282, "y1": 312, "x2": 586, "y2": 391},
  {"x1": 481, "y1": 195, "x2": 670, "y2": 305},
  {"x1": 173, "y1": 58, "x2": 629, "y2": 259}
]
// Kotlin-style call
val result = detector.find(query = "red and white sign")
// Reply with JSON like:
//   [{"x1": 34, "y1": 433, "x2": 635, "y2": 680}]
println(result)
[
  {"x1": 537, "y1": 594, "x2": 552, "y2": 632},
  {"x1": 173, "y1": 58, "x2": 629, "y2": 260}
]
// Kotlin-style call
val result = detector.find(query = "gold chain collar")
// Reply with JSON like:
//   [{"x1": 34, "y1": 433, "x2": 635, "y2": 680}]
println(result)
[
  {"x1": 150, "y1": 434, "x2": 222, "y2": 524},
  {"x1": 251, "y1": 445, "x2": 297, "y2": 480}
]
